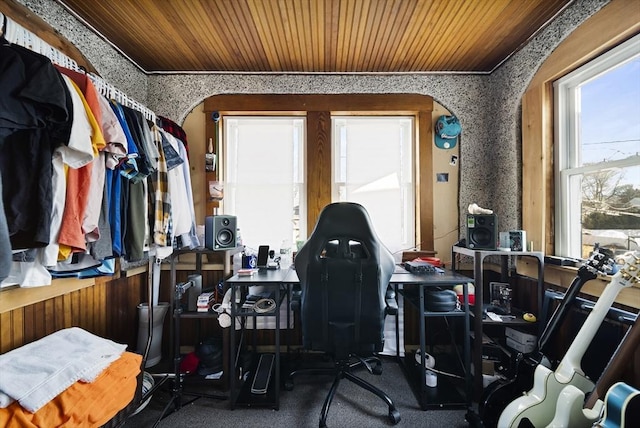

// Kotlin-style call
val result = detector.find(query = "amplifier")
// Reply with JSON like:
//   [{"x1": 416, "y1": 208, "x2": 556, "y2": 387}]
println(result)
[{"x1": 403, "y1": 260, "x2": 438, "y2": 274}]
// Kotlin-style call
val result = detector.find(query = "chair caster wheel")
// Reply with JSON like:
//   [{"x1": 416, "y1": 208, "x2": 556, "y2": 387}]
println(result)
[
  {"x1": 389, "y1": 407, "x2": 401, "y2": 424},
  {"x1": 372, "y1": 362, "x2": 383, "y2": 375}
]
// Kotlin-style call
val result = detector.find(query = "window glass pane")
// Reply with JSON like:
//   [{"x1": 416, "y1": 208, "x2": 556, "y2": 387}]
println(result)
[
  {"x1": 331, "y1": 116, "x2": 415, "y2": 256},
  {"x1": 582, "y1": 165, "x2": 640, "y2": 257},
  {"x1": 223, "y1": 117, "x2": 306, "y2": 252},
  {"x1": 580, "y1": 58, "x2": 640, "y2": 165}
]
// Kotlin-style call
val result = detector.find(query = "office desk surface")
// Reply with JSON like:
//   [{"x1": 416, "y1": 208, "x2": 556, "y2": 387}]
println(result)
[
  {"x1": 226, "y1": 266, "x2": 473, "y2": 286},
  {"x1": 226, "y1": 268, "x2": 292, "y2": 284}
]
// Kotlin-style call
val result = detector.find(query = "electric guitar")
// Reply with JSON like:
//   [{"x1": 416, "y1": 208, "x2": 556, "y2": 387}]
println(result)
[
  {"x1": 546, "y1": 311, "x2": 639, "y2": 427},
  {"x1": 497, "y1": 250, "x2": 640, "y2": 428},
  {"x1": 595, "y1": 382, "x2": 640, "y2": 428},
  {"x1": 478, "y1": 248, "x2": 614, "y2": 427}
]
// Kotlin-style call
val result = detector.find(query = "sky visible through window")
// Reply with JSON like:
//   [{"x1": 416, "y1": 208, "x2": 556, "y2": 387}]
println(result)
[
  {"x1": 581, "y1": 57, "x2": 640, "y2": 182},
  {"x1": 579, "y1": 56, "x2": 640, "y2": 255}
]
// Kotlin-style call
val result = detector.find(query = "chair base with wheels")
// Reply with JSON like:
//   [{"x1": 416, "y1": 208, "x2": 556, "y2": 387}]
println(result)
[{"x1": 285, "y1": 354, "x2": 400, "y2": 428}]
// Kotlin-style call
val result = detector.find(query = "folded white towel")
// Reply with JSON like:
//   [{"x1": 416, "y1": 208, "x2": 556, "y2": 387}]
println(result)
[{"x1": 0, "y1": 327, "x2": 127, "y2": 412}]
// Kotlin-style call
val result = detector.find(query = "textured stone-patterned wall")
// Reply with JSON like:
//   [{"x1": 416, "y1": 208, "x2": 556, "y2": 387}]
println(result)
[
  {"x1": 20, "y1": 0, "x2": 609, "y2": 235},
  {"x1": 486, "y1": 0, "x2": 609, "y2": 234}
]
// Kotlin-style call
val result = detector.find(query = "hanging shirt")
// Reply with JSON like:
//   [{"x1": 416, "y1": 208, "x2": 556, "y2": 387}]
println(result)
[
  {"x1": 0, "y1": 44, "x2": 71, "y2": 250},
  {"x1": 57, "y1": 77, "x2": 103, "y2": 258},
  {"x1": 149, "y1": 124, "x2": 171, "y2": 247},
  {"x1": 42, "y1": 75, "x2": 94, "y2": 267},
  {"x1": 162, "y1": 131, "x2": 192, "y2": 239}
]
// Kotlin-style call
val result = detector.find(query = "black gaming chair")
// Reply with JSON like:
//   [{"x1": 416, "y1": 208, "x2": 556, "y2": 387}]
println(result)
[{"x1": 286, "y1": 202, "x2": 400, "y2": 427}]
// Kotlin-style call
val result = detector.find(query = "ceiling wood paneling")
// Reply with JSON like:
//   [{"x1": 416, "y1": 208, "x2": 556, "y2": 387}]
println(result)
[{"x1": 57, "y1": 0, "x2": 574, "y2": 73}]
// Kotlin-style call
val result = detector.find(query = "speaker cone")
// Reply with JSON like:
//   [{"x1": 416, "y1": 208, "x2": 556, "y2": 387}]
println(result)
[
  {"x1": 470, "y1": 228, "x2": 492, "y2": 247},
  {"x1": 217, "y1": 229, "x2": 233, "y2": 246}
]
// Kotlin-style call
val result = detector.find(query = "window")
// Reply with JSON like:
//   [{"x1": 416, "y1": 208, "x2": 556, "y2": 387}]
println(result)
[
  {"x1": 554, "y1": 34, "x2": 640, "y2": 258},
  {"x1": 332, "y1": 116, "x2": 415, "y2": 255},
  {"x1": 223, "y1": 117, "x2": 306, "y2": 252}
]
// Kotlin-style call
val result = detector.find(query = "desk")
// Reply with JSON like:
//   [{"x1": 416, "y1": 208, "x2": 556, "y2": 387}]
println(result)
[
  {"x1": 227, "y1": 268, "x2": 294, "y2": 409},
  {"x1": 389, "y1": 269, "x2": 473, "y2": 410},
  {"x1": 450, "y1": 246, "x2": 544, "y2": 400},
  {"x1": 225, "y1": 267, "x2": 473, "y2": 411}
]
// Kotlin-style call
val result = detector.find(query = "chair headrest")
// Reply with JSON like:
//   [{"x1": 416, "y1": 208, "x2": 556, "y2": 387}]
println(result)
[{"x1": 295, "y1": 202, "x2": 394, "y2": 279}]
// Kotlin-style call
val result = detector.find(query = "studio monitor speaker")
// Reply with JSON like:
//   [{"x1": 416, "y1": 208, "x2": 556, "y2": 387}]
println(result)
[
  {"x1": 205, "y1": 215, "x2": 237, "y2": 250},
  {"x1": 466, "y1": 214, "x2": 497, "y2": 250}
]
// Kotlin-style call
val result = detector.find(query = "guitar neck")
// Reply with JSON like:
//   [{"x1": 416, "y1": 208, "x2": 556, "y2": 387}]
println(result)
[{"x1": 539, "y1": 271, "x2": 595, "y2": 351}]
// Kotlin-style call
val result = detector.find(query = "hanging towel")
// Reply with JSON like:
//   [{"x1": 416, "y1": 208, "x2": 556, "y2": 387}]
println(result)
[{"x1": 0, "y1": 327, "x2": 126, "y2": 413}]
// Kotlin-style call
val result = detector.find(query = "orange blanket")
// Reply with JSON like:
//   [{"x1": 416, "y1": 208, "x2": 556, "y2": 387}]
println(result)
[{"x1": 0, "y1": 351, "x2": 141, "y2": 428}]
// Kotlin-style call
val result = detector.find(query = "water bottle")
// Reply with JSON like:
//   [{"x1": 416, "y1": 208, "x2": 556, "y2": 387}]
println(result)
[{"x1": 279, "y1": 240, "x2": 292, "y2": 268}]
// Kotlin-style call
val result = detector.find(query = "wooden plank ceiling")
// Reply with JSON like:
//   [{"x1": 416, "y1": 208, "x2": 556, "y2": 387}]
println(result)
[{"x1": 57, "y1": 0, "x2": 574, "y2": 73}]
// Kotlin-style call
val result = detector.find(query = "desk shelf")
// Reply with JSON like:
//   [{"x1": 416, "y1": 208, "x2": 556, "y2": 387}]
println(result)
[
  {"x1": 402, "y1": 352, "x2": 469, "y2": 410},
  {"x1": 231, "y1": 353, "x2": 279, "y2": 408}
]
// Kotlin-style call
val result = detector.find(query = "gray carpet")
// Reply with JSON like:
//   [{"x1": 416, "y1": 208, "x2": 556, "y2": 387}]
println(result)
[{"x1": 124, "y1": 357, "x2": 470, "y2": 428}]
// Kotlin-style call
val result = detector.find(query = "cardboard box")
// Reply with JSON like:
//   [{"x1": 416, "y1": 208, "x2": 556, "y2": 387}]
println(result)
[
  {"x1": 505, "y1": 327, "x2": 537, "y2": 346},
  {"x1": 509, "y1": 230, "x2": 526, "y2": 251},
  {"x1": 506, "y1": 336, "x2": 535, "y2": 353}
]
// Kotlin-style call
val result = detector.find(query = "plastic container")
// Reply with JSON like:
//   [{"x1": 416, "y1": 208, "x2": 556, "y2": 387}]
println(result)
[{"x1": 136, "y1": 302, "x2": 170, "y2": 367}]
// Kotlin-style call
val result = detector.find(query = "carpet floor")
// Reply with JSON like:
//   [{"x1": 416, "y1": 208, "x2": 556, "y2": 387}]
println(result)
[{"x1": 124, "y1": 356, "x2": 471, "y2": 428}]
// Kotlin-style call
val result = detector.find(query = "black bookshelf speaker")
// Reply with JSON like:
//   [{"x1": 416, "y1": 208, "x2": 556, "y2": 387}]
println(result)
[
  {"x1": 205, "y1": 215, "x2": 237, "y2": 250},
  {"x1": 466, "y1": 214, "x2": 497, "y2": 250}
]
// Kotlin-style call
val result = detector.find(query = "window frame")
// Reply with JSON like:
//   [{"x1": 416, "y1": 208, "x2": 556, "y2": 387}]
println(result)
[
  {"x1": 203, "y1": 94, "x2": 435, "y2": 251},
  {"x1": 553, "y1": 34, "x2": 640, "y2": 258}
]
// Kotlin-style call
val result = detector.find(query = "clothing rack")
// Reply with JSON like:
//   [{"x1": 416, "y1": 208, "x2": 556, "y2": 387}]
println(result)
[{"x1": 1, "y1": 12, "x2": 156, "y2": 122}]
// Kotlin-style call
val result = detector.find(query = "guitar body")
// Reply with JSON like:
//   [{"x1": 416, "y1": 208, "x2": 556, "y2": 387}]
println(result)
[
  {"x1": 479, "y1": 354, "x2": 541, "y2": 427},
  {"x1": 497, "y1": 364, "x2": 594, "y2": 427},
  {"x1": 498, "y1": 251, "x2": 638, "y2": 428},
  {"x1": 546, "y1": 384, "x2": 603, "y2": 427},
  {"x1": 597, "y1": 382, "x2": 640, "y2": 428}
]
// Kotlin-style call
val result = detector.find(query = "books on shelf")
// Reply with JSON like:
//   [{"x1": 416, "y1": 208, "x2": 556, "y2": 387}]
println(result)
[{"x1": 197, "y1": 292, "x2": 215, "y2": 312}]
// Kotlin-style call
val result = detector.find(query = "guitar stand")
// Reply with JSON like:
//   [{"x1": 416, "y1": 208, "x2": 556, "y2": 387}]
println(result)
[{"x1": 152, "y1": 279, "x2": 227, "y2": 427}]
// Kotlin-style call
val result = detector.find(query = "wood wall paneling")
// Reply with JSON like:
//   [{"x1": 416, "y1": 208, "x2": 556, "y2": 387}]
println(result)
[
  {"x1": 306, "y1": 111, "x2": 332, "y2": 228},
  {"x1": 418, "y1": 111, "x2": 434, "y2": 249}
]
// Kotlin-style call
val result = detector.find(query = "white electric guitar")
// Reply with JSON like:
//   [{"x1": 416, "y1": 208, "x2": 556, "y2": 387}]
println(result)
[
  {"x1": 498, "y1": 250, "x2": 640, "y2": 428},
  {"x1": 545, "y1": 307, "x2": 639, "y2": 428}
]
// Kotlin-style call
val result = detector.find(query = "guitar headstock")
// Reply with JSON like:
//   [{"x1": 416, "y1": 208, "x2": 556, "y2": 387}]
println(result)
[
  {"x1": 612, "y1": 251, "x2": 640, "y2": 288},
  {"x1": 580, "y1": 247, "x2": 615, "y2": 278}
]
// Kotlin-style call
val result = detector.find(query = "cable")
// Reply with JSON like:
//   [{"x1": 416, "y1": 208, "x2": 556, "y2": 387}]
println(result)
[{"x1": 253, "y1": 298, "x2": 277, "y2": 313}]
